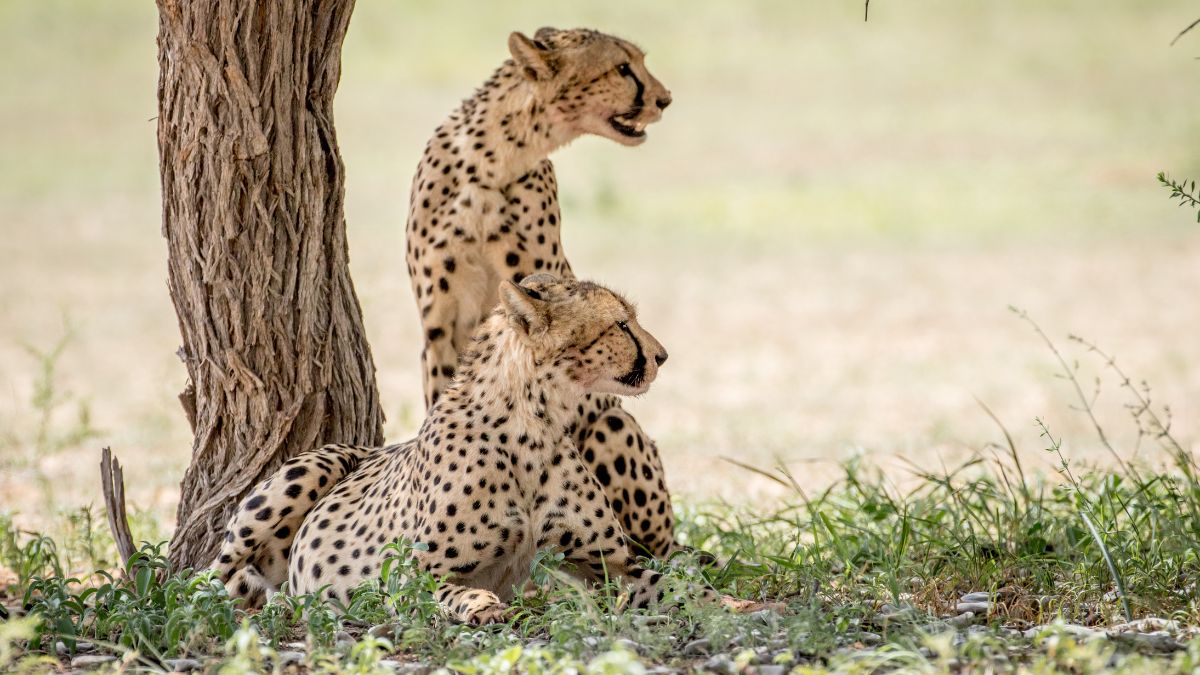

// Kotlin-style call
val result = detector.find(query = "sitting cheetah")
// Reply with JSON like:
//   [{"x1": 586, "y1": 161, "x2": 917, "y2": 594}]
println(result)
[
  {"x1": 406, "y1": 27, "x2": 679, "y2": 558},
  {"x1": 212, "y1": 275, "x2": 730, "y2": 622}
]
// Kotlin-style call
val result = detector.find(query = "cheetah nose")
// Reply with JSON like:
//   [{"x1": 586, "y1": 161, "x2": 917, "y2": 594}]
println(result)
[
  {"x1": 654, "y1": 351, "x2": 668, "y2": 367},
  {"x1": 655, "y1": 95, "x2": 671, "y2": 110}
]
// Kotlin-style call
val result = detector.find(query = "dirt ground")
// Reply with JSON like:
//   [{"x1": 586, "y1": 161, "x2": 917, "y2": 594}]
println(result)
[{"x1": 1, "y1": 1, "x2": 1197, "y2": 528}]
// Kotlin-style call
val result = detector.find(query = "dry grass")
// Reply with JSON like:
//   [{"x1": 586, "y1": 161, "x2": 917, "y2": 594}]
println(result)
[{"x1": 0, "y1": 1, "x2": 1198, "y2": 527}]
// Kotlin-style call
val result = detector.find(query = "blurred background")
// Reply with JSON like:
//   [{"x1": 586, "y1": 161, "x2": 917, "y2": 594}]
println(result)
[{"x1": 1, "y1": 1, "x2": 1197, "y2": 529}]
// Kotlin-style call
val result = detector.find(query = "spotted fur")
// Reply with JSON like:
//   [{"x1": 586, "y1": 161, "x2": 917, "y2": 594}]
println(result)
[
  {"x1": 211, "y1": 276, "x2": 720, "y2": 623},
  {"x1": 405, "y1": 27, "x2": 679, "y2": 558}
]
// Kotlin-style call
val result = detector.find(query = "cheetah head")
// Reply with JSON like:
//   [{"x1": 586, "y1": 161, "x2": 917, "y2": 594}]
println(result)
[
  {"x1": 508, "y1": 27, "x2": 671, "y2": 147},
  {"x1": 498, "y1": 274, "x2": 668, "y2": 396}
]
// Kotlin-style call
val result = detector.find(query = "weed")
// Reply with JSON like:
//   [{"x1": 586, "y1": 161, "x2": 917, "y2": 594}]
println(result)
[{"x1": 1158, "y1": 172, "x2": 1200, "y2": 222}]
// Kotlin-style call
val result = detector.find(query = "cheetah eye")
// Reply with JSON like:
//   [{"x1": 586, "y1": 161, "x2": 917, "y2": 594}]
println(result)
[
  {"x1": 616, "y1": 63, "x2": 632, "y2": 76},
  {"x1": 616, "y1": 321, "x2": 629, "y2": 330}
]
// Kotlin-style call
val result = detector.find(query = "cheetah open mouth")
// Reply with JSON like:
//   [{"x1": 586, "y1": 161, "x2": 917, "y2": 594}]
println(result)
[{"x1": 609, "y1": 112, "x2": 647, "y2": 139}]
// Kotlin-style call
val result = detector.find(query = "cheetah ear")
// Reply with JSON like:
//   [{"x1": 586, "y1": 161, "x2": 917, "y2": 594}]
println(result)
[
  {"x1": 499, "y1": 280, "x2": 550, "y2": 337},
  {"x1": 508, "y1": 31, "x2": 557, "y2": 81}
]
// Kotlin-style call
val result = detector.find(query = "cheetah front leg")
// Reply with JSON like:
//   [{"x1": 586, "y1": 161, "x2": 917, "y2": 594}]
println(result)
[
  {"x1": 534, "y1": 443, "x2": 721, "y2": 613},
  {"x1": 412, "y1": 246, "x2": 491, "y2": 409},
  {"x1": 575, "y1": 401, "x2": 679, "y2": 559}
]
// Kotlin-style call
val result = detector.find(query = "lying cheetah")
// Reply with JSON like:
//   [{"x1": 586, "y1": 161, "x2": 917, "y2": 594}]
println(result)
[
  {"x1": 405, "y1": 27, "x2": 678, "y2": 558},
  {"x1": 212, "y1": 275, "x2": 730, "y2": 623}
]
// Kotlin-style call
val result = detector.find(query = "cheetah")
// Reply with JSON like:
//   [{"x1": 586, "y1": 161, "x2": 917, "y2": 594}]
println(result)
[
  {"x1": 405, "y1": 27, "x2": 679, "y2": 558},
  {"x1": 212, "y1": 275, "x2": 735, "y2": 623}
]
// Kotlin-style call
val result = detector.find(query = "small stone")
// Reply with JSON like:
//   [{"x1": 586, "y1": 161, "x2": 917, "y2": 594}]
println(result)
[
  {"x1": 683, "y1": 638, "x2": 711, "y2": 656},
  {"x1": 749, "y1": 609, "x2": 780, "y2": 624},
  {"x1": 1109, "y1": 631, "x2": 1184, "y2": 653},
  {"x1": 284, "y1": 641, "x2": 307, "y2": 650},
  {"x1": 380, "y1": 662, "x2": 427, "y2": 674},
  {"x1": 960, "y1": 592, "x2": 992, "y2": 603},
  {"x1": 754, "y1": 666, "x2": 785, "y2": 675},
  {"x1": 1108, "y1": 617, "x2": 1181, "y2": 635},
  {"x1": 56, "y1": 641, "x2": 96, "y2": 655},
  {"x1": 956, "y1": 602, "x2": 991, "y2": 614},
  {"x1": 701, "y1": 654, "x2": 736, "y2": 674},
  {"x1": 70, "y1": 654, "x2": 117, "y2": 668},
  {"x1": 164, "y1": 658, "x2": 203, "y2": 672},
  {"x1": 859, "y1": 632, "x2": 883, "y2": 645},
  {"x1": 874, "y1": 605, "x2": 916, "y2": 625},
  {"x1": 582, "y1": 636, "x2": 602, "y2": 648},
  {"x1": 1024, "y1": 624, "x2": 1099, "y2": 640},
  {"x1": 277, "y1": 650, "x2": 306, "y2": 664},
  {"x1": 615, "y1": 638, "x2": 640, "y2": 653}
]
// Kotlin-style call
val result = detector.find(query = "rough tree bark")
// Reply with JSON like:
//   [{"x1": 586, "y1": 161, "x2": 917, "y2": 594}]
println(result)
[{"x1": 156, "y1": 0, "x2": 384, "y2": 571}]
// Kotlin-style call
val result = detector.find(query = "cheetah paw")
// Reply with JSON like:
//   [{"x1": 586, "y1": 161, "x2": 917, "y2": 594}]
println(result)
[{"x1": 464, "y1": 602, "x2": 514, "y2": 626}]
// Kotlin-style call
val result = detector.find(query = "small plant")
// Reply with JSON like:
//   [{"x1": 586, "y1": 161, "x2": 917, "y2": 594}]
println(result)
[
  {"x1": 1158, "y1": 172, "x2": 1200, "y2": 223},
  {"x1": 219, "y1": 621, "x2": 280, "y2": 674},
  {"x1": 0, "y1": 324, "x2": 100, "y2": 512},
  {"x1": 23, "y1": 542, "x2": 238, "y2": 658},
  {"x1": 0, "y1": 514, "x2": 64, "y2": 592},
  {"x1": 0, "y1": 617, "x2": 58, "y2": 674}
]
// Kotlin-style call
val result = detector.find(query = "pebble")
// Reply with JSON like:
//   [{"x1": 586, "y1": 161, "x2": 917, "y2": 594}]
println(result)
[
  {"x1": 960, "y1": 592, "x2": 992, "y2": 603},
  {"x1": 874, "y1": 604, "x2": 916, "y2": 625},
  {"x1": 749, "y1": 609, "x2": 780, "y2": 624},
  {"x1": 56, "y1": 641, "x2": 96, "y2": 655},
  {"x1": 947, "y1": 612, "x2": 977, "y2": 628},
  {"x1": 1023, "y1": 624, "x2": 1100, "y2": 640},
  {"x1": 284, "y1": 641, "x2": 307, "y2": 650},
  {"x1": 379, "y1": 661, "x2": 428, "y2": 674},
  {"x1": 754, "y1": 666, "x2": 785, "y2": 675},
  {"x1": 163, "y1": 658, "x2": 202, "y2": 672},
  {"x1": 955, "y1": 601, "x2": 991, "y2": 614},
  {"x1": 615, "y1": 638, "x2": 641, "y2": 653},
  {"x1": 277, "y1": 650, "x2": 307, "y2": 664},
  {"x1": 1108, "y1": 631, "x2": 1184, "y2": 653},
  {"x1": 1108, "y1": 617, "x2": 1181, "y2": 635},
  {"x1": 70, "y1": 654, "x2": 117, "y2": 668},
  {"x1": 701, "y1": 654, "x2": 736, "y2": 674},
  {"x1": 683, "y1": 638, "x2": 711, "y2": 656},
  {"x1": 859, "y1": 632, "x2": 883, "y2": 645}
]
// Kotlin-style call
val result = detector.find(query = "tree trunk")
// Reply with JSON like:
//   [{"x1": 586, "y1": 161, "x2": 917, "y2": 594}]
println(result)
[{"x1": 156, "y1": 0, "x2": 384, "y2": 571}]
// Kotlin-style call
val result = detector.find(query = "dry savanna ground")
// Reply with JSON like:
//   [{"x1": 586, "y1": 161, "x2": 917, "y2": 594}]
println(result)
[{"x1": 0, "y1": 1, "x2": 1198, "y2": 532}]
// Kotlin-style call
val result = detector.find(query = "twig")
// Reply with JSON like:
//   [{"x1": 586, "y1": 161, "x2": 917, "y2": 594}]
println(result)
[
  {"x1": 100, "y1": 447, "x2": 135, "y2": 567},
  {"x1": 1170, "y1": 17, "x2": 1200, "y2": 46},
  {"x1": 1010, "y1": 307, "x2": 1135, "y2": 476},
  {"x1": 864, "y1": 0, "x2": 870, "y2": 22}
]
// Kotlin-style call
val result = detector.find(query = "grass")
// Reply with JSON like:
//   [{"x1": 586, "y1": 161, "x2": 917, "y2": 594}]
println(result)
[
  {"x1": 2, "y1": 322, "x2": 1200, "y2": 672},
  {"x1": 0, "y1": 1, "x2": 1198, "y2": 671}
]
